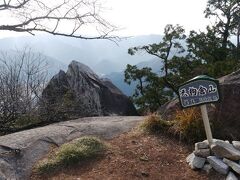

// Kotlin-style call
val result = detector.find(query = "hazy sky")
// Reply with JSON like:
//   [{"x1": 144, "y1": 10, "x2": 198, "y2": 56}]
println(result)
[
  {"x1": 104, "y1": 0, "x2": 209, "y2": 36},
  {"x1": 0, "y1": 0, "x2": 209, "y2": 38}
]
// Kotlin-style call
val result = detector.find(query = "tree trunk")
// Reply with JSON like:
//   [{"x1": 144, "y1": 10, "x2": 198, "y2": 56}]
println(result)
[
  {"x1": 221, "y1": 16, "x2": 231, "y2": 60},
  {"x1": 163, "y1": 77, "x2": 178, "y2": 95}
]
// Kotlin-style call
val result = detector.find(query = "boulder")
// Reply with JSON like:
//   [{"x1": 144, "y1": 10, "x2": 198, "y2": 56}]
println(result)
[
  {"x1": 214, "y1": 70, "x2": 240, "y2": 140},
  {"x1": 223, "y1": 158, "x2": 240, "y2": 175},
  {"x1": 207, "y1": 156, "x2": 229, "y2": 175},
  {"x1": 186, "y1": 153, "x2": 206, "y2": 169},
  {"x1": 40, "y1": 61, "x2": 137, "y2": 120},
  {"x1": 158, "y1": 98, "x2": 180, "y2": 120},
  {"x1": 211, "y1": 141, "x2": 240, "y2": 161},
  {"x1": 226, "y1": 171, "x2": 238, "y2": 180}
]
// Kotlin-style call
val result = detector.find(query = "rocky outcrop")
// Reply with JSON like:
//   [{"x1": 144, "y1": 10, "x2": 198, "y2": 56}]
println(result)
[
  {"x1": 158, "y1": 98, "x2": 180, "y2": 121},
  {"x1": 40, "y1": 60, "x2": 137, "y2": 120},
  {"x1": 215, "y1": 70, "x2": 240, "y2": 140}
]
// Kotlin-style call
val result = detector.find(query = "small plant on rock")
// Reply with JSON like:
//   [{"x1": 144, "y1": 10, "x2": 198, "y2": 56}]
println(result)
[{"x1": 36, "y1": 136, "x2": 106, "y2": 174}]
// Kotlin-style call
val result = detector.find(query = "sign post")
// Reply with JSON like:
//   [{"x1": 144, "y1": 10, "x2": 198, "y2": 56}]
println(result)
[
  {"x1": 178, "y1": 75, "x2": 220, "y2": 145},
  {"x1": 200, "y1": 105, "x2": 213, "y2": 145}
]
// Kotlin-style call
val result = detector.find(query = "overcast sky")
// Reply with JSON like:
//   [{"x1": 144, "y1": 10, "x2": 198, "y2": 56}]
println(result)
[
  {"x1": 104, "y1": 0, "x2": 209, "y2": 36},
  {"x1": 0, "y1": 0, "x2": 209, "y2": 38}
]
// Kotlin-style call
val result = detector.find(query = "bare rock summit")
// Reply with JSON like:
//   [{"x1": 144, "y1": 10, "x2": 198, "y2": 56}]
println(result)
[{"x1": 40, "y1": 60, "x2": 137, "y2": 120}]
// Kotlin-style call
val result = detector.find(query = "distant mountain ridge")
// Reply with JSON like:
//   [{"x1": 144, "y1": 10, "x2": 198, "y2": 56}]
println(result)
[
  {"x1": 0, "y1": 49, "x2": 67, "y2": 77},
  {"x1": 104, "y1": 58, "x2": 164, "y2": 96},
  {"x1": 0, "y1": 34, "x2": 165, "y2": 96},
  {"x1": 0, "y1": 34, "x2": 163, "y2": 74}
]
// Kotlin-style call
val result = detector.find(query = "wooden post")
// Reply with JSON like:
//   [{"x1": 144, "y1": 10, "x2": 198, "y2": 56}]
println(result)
[{"x1": 200, "y1": 104, "x2": 213, "y2": 145}]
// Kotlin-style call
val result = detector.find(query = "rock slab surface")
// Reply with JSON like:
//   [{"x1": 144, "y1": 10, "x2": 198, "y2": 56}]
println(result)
[{"x1": 0, "y1": 116, "x2": 144, "y2": 180}]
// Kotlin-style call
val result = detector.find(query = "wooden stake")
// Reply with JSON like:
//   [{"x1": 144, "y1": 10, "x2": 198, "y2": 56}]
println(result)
[{"x1": 200, "y1": 104, "x2": 213, "y2": 145}]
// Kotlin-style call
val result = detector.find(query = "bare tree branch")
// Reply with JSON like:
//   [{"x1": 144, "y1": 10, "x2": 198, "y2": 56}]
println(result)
[
  {"x1": 0, "y1": 0, "x2": 118, "y2": 40},
  {"x1": 0, "y1": 0, "x2": 30, "y2": 10}
]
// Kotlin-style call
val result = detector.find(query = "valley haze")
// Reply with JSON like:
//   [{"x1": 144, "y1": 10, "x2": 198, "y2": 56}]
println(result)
[{"x1": 0, "y1": 35, "x2": 164, "y2": 96}]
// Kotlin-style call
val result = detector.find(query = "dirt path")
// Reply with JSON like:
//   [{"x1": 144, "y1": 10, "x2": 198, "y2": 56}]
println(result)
[
  {"x1": 0, "y1": 116, "x2": 144, "y2": 180},
  {"x1": 33, "y1": 130, "x2": 224, "y2": 180}
]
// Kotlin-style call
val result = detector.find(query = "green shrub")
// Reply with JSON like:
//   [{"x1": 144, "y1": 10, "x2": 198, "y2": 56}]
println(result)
[
  {"x1": 140, "y1": 114, "x2": 173, "y2": 133},
  {"x1": 36, "y1": 136, "x2": 106, "y2": 174},
  {"x1": 36, "y1": 160, "x2": 58, "y2": 173},
  {"x1": 13, "y1": 114, "x2": 41, "y2": 128}
]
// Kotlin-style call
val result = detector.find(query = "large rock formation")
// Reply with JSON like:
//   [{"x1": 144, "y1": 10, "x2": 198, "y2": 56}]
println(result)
[
  {"x1": 40, "y1": 60, "x2": 137, "y2": 121},
  {"x1": 215, "y1": 70, "x2": 240, "y2": 140},
  {"x1": 159, "y1": 70, "x2": 240, "y2": 140}
]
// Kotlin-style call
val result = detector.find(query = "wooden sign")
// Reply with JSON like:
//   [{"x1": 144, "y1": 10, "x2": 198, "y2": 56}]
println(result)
[
  {"x1": 178, "y1": 75, "x2": 220, "y2": 145},
  {"x1": 178, "y1": 75, "x2": 220, "y2": 108}
]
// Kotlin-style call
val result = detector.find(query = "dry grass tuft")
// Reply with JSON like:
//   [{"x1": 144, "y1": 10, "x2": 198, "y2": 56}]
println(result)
[
  {"x1": 140, "y1": 108, "x2": 207, "y2": 143},
  {"x1": 169, "y1": 107, "x2": 206, "y2": 143},
  {"x1": 35, "y1": 136, "x2": 106, "y2": 174},
  {"x1": 140, "y1": 114, "x2": 173, "y2": 133}
]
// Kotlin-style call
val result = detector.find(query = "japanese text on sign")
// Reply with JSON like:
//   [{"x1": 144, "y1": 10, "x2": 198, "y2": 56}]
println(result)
[{"x1": 178, "y1": 80, "x2": 220, "y2": 108}]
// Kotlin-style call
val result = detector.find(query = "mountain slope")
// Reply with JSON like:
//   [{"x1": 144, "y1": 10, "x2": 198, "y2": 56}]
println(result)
[
  {"x1": 105, "y1": 59, "x2": 164, "y2": 96},
  {"x1": 0, "y1": 49, "x2": 67, "y2": 77}
]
